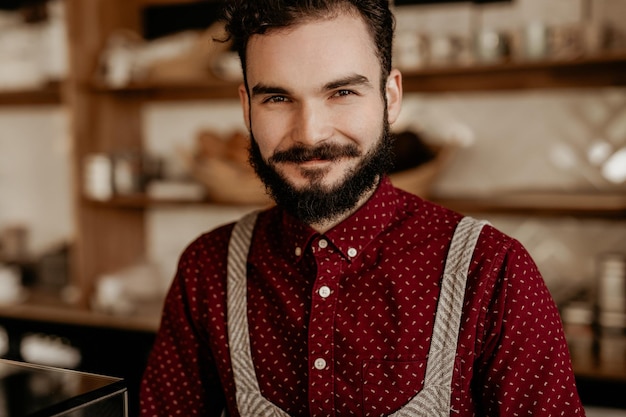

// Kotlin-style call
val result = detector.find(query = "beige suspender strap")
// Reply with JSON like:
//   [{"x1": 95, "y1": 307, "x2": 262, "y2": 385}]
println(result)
[
  {"x1": 227, "y1": 213, "x2": 487, "y2": 417},
  {"x1": 390, "y1": 216, "x2": 488, "y2": 417},
  {"x1": 227, "y1": 211, "x2": 290, "y2": 417}
]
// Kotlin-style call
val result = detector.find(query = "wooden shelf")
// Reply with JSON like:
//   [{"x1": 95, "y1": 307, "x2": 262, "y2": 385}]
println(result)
[
  {"x1": 84, "y1": 194, "x2": 266, "y2": 210},
  {"x1": 89, "y1": 53, "x2": 626, "y2": 101},
  {"x1": 574, "y1": 360, "x2": 626, "y2": 383},
  {"x1": 401, "y1": 53, "x2": 626, "y2": 92},
  {"x1": 432, "y1": 191, "x2": 626, "y2": 218},
  {"x1": 0, "y1": 83, "x2": 63, "y2": 106},
  {"x1": 1, "y1": 292, "x2": 624, "y2": 384},
  {"x1": 82, "y1": 190, "x2": 626, "y2": 218},
  {"x1": 0, "y1": 291, "x2": 161, "y2": 333},
  {"x1": 83, "y1": 194, "x2": 211, "y2": 209},
  {"x1": 2, "y1": 291, "x2": 624, "y2": 384},
  {"x1": 90, "y1": 80, "x2": 240, "y2": 101}
]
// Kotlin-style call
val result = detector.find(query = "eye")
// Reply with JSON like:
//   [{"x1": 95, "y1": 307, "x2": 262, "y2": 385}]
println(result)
[
  {"x1": 333, "y1": 89, "x2": 356, "y2": 98},
  {"x1": 263, "y1": 95, "x2": 290, "y2": 104}
]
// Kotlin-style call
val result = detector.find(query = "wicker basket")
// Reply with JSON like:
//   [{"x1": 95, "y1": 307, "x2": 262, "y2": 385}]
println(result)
[{"x1": 191, "y1": 157, "x2": 272, "y2": 206}]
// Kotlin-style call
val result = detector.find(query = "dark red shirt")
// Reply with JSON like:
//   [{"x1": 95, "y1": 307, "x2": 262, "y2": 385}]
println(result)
[{"x1": 140, "y1": 177, "x2": 584, "y2": 416}]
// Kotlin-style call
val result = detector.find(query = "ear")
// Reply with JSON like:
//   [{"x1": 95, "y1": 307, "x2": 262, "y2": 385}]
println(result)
[
  {"x1": 238, "y1": 83, "x2": 251, "y2": 129},
  {"x1": 385, "y1": 69, "x2": 403, "y2": 125}
]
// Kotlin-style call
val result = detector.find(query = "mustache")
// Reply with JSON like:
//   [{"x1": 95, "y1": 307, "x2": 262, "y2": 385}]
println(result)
[{"x1": 269, "y1": 143, "x2": 360, "y2": 164}]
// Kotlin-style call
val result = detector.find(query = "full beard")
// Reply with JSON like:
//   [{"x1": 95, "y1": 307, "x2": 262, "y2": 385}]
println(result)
[{"x1": 248, "y1": 119, "x2": 395, "y2": 225}]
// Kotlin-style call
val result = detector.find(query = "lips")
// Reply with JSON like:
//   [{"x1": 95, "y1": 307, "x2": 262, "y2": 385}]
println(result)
[{"x1": 270, "y1": 143, "x2": 360, "y2": 164}]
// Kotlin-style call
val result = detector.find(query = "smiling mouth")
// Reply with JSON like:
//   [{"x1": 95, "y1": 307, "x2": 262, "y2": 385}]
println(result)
[
  {"x1": 298, "y1": 157, "x2": 332, "y2": 165},
  {"x1": 270, "y1": 143, "x2": 360, "y2": 165}
]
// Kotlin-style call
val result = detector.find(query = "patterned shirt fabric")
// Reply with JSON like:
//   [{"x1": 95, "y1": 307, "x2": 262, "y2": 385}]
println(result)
[{"x1": 140, "y1": 177, "x2": 585, "y2": 417}]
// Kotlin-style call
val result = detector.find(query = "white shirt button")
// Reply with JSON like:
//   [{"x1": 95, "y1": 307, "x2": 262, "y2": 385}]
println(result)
[
  {"x1": 314, "y1": 358, "x2": 327, "y2": 370},
  {"x1": 347, "y1": 247, "x2": 358, "y2": 258},
  {"x1": 295, "y1": 247, "x2": 302, "y2": 256},
  {"x1": 318, "y1": 286, "x2": 331, "y2": 298},
  {"x1": 318, "y1": 239, "x2": 328, "y2": 249}
]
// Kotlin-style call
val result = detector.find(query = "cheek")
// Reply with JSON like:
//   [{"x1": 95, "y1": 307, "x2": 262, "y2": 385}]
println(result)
[
  {"x1": 249, "y1": 112, "x2": 287, "y2": 158},
  {"x1": 334, "y1": 105, "x2": 384, "y2": 146}
]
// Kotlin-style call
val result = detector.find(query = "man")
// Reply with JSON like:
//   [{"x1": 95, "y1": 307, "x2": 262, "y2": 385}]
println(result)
[{"x1": 140, "y1": 1, "x2": 585, "y2": 416}]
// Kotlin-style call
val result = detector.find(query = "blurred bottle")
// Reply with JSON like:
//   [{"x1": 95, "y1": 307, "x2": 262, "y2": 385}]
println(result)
[{"x1": 596, "y1": 252, "x2": 626, "y2": 372}]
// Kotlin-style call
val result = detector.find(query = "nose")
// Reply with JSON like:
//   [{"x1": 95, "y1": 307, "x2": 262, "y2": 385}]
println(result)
[{"x1": 293, "y1": 101, "x2": 332, "y2": 145}]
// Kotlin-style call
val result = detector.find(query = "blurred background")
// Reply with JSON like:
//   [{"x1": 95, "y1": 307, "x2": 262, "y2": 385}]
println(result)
[{"x1": 0, "y1": 0, "x2": 625, "y2": 415}]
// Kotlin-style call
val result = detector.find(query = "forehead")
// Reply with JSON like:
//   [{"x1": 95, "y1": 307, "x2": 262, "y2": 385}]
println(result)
[{"x1": 245, "y1": 13, "x2": 380, "y2": 90}]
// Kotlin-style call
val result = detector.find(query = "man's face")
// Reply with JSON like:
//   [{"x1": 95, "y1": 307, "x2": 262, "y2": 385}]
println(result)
[{"x1": 239, "y1": 12, "x2": 402, "y2": 223}]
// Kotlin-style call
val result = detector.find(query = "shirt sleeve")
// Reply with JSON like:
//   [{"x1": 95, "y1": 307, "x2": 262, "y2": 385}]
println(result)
[
  {"x1": 139, "y1": 238, "x2": 227, "y2": 417},
  {"x1": 474, "y1": 238, "x2": 585, "y2": 416}
]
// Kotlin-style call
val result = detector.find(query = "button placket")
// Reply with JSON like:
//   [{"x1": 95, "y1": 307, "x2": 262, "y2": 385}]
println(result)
[{"x1": 308, "y1": 236, "x2": 341, "y2": 416}]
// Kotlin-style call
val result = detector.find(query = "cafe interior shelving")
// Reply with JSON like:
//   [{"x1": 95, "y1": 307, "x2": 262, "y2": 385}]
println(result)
[
  {"x1": 0, "y1": 0, "x2": 625, "y2": 347},
  {"x1": 1, "y1": 0, "x2": 626, "y2": 412}
]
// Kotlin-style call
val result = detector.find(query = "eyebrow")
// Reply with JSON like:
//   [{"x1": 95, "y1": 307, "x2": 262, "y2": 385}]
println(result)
[
  {"x1": 250, "y1": 74, "x2": 373, "y2": 98},
  {"x1": 323, "y1": 74, "x2": 372, "y2": 91},
  {"x1": 251, "y1": 84, "x2": 289, "y2": 97}
]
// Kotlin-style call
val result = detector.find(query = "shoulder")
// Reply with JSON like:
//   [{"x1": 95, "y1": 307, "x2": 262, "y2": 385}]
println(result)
[
  {"x1": 391, "y1": 186, "x2": 464, "y2": 232},
  {"x1": 466, "y1": 221, "x2": 555, "y2": 338},
  {"x1": 462, "y1": 218, "x2": 541, "y2": 298},
  {"x1": 390, "y1": 186, "x2": 526, "y2": 262},
  {"x1": 472, "y1": 222, "x2": 539, "y2": 281},
  {"x1": 179, "y1": 222, "x2": 236, "y2": 267},
  {"x1": 178, "y1": 207, "x2": 278, "y2": 268}
]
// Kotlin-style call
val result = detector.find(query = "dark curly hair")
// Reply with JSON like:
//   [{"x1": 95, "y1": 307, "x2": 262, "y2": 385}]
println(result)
[{"x1": 221, "y1": 0, "x2": 395, "y2": 91}]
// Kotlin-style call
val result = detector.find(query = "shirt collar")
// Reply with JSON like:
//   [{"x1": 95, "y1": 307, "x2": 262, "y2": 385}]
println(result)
[{"x1": 279, "y1": 176, "x2": 402, "y2": 263}]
